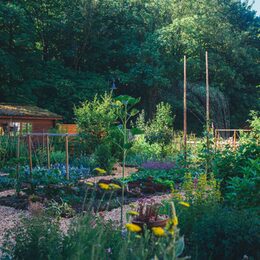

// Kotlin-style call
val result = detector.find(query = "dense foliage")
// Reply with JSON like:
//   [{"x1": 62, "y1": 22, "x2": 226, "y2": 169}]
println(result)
[{"x1": 0, "y1": 0, "x2": 259, "y2": 129}]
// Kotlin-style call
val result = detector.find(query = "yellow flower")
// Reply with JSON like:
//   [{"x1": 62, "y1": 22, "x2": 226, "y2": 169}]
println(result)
[
  {"x1": 94, "y1": 168, "x2": 107, "y2": 175},
  {"x1": 109, "y1": 183, "x2": 121, "y2": 190},
  {"x1": 98, "y1": 183, "x2": 110, "y2": 190},
  {"x1": 173, "y1": 216, "x2": 178, "y2": 226},
  {"x1": 85, "y1": 181, "x2": 94, "y2": 187},
  {"x1": 179, "y1": 201, "x2": 190, "y2": 207},
  {"x1": 125, "y1": 223, "x2": 142, "y2": 233},
  {"x1": 152, "y1": 227, "x2": 165, "y2": 237},
  {"x1": 127, "y1": 210, "x2": 139, "y2": 216}
]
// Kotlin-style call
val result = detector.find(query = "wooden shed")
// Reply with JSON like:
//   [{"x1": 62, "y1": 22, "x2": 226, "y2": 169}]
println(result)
[{"x1": 0, "y1": 104, "x2": 62, "y2": 135}]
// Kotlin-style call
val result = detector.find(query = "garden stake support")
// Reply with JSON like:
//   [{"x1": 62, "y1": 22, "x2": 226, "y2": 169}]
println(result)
[
  {"x1": 46, "y1": 135, "x2": 50, "y2": 169},
  {"x1": 205, "y1": 51, "x2": 210, "y2": 173},
  {"x1": 183, "y1": 55, "x2": 187, "y2": 162},
  {"x1": 65, "y1": 134, "x2": 69, "y2": 180},
  {"x1": 28, "y1": 134, "x2": 33, "y2": 176},
  {"x1": 16, "y1": 135, "x2": 20, "y2": 195}
]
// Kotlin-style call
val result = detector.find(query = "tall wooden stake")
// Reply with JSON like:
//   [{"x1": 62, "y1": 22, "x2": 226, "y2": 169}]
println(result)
[
  {"x1": 16, "y1": 135, "x2": 20, "y2": 181},
  {"x1": 65, "y1": 134, "x2": 69, "y2": 180},
  {"x1": 206, "y1": 51, "x2": 210, "y2": 132},
  {"x1": 28, "y1": 134, "x2": 33, "y2": 176},
  {"x1": 46, "y1": 135, "x2": 50, "y2": 169},
  {"x1": 206, "y1": 51, "x2": 210, "y2": 173},
  {"x1": 233, "y1": 130, "x2": 237, "y2": 150},
  {"x1": 183, "y1": 55, "x2": 187, "y2": 162}
]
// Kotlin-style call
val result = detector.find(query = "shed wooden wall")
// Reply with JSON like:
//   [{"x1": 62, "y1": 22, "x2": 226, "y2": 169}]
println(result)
[
  {"x1": 0, "y1": 118, "x2": 56, "y2": 133},
  {"x1": 31, "y1": 119, "x2": 55, "y2": 133},
  {"x1": 59, "y1": 124, "x2": 78, "y2": 134}
]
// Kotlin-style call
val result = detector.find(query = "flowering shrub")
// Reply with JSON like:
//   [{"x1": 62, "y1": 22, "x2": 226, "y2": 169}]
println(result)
[
  {"x1": 123, "y1": 168, "x2": 186, "y2": 188},
  {"x1": 141, "y1": 161, "x2": 175, "y2": 170}
]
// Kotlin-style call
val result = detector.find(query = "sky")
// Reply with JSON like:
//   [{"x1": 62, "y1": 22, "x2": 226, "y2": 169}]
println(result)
[{"x1": 249, "y1": 0, "x2": 260, "y2": 15}]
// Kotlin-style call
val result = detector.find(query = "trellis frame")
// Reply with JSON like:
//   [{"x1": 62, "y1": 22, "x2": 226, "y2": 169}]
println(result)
[{"x1": 26, "y1": 133, "x2": 78, "y2": 180}]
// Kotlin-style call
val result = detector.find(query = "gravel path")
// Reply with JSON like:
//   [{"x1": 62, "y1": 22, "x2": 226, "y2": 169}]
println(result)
[
  {"x1": 85, "y1": 164, "x2": 138, "y2": 182},
  {"x1": 0, "y1": 205, "x2": 29, "y2": 244},
  {"x1": 0, "y1": 190, "x2": 27, "y2": 249}
]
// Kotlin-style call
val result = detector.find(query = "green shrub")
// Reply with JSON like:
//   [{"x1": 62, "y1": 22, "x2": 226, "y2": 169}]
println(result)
[
  {"x1": 50, "y1": 151, "x2": 66, "y2": 164},
  {"x1": 75, "y1": 93, "x2": 117, "y2": 154},
  {"x1": 136, "y1": 102, "x2": 174, "y2": 157},
  {"x1": 212, "y1": 111, "x2": 260, "y2": 192},
  {"x1": 124, "y1": 168, "x2": 186, "y2": 187},
  {"x1": 0, "y1": 176, "x2": 15, "y2": 191},
  {"x1": 189, "y1": 207, "x2": 260, "y2": 260},
  {"x1": 93, "y1": 142, "x2": 116, "y2": 173},
  {"x1": 225, "y1": 158, "x2": 260, "y2": 210},
  {"x1": 163, "y1": 173, "x2": 222, "y2": 241}
]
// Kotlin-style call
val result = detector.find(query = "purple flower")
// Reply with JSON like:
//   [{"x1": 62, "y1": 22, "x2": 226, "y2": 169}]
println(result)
[{"x1": 141, "y1": 161, "x2": 175, "y2": 170}]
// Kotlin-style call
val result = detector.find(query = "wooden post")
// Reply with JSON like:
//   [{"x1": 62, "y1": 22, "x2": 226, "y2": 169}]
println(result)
[
  {"x1": 28, "y1": 134, "x2": 33, "y2": 176},
  {"x1": 16, "y1": 135, "x2": 20, "y2": 179},
  {"x1": 183, "y1": 55, "x2": 187, "y2": 161},
  {"x1": 233, "y1": 130, "x2": 237, "y2": 150},
  {"x1": 214, "y1": 129, "x2": 217, "y2": 151},
  {"x1": 42, "y1": 130, "x2": 45, "y2": 148},
  {"x1": 20, "y1": 122, "x2": 23, "y2": 136},
  {"x1": 65, "y1": 134, "x2": 69, "y2": 180},
  {"x1": 206, "y1": 51, "x2": 210, "y2": 132},
  {"x1": 46, "y1": 135, "x2": 50, "y2": 169},
  {"x1": 205, "y1": 51, "x2": 210, "y2": 172}
]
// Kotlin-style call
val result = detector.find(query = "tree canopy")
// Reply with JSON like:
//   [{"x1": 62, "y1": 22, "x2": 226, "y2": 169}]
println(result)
[{"x1": 0, "y1": 0, "x2": 259, "y2": 130}]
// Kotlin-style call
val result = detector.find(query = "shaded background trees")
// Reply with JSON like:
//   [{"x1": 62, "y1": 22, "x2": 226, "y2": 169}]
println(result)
[{"x1": 0, "y1": 0, "x2": 259, "y2": 130}]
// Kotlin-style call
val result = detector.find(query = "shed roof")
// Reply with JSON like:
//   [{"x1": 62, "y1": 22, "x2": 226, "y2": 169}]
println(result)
[{"x1": 0, "y1": 104, "x2": 62, "y2": 119}]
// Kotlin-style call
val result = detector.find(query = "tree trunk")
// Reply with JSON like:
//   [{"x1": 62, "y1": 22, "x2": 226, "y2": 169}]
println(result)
[{"x1": 146, "y1": 86, "x2": 159, "y2": 119}]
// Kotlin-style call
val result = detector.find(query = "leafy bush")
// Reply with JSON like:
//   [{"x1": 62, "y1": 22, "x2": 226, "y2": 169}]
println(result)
[
  {"x1": 128, "y1": 135, "x2": 164, "y2": 163},
  {"x1": 212, "y1": 112, "x2": 260, "y2": 194},
  {"x1": 0, "y1": 176, "x2": 15, "y2": 191},
  {"x1": 225, "y1": 158, "x2": 260, "y2": 210},
  {"x1": 124, "y1": 168, "x2": 186, "y2": 187},
  {"x1": 162, "y1": 173, "x2": 221, "y2": 240},
  {"x1": 75, "y1": 93, "x2": 125, "y2": 171},
  {"x1": 136, "y1": 102, "x2": 174, "y2": 157},
  {"x1": 50, "y1": 151, "x2": 66, "y2": 164},
  {"x1": 189, "y1": 207, "x2": 260, "y2": 260},
  {"x1": 75, "y1": 93, "x2": 117, "y2": 154},
  {"x1": 161, "y1": 171, "x2": 259, "y2": 259},
  {"x1": 93, "y1": 142, "x2": 117, "y2": 173}
]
